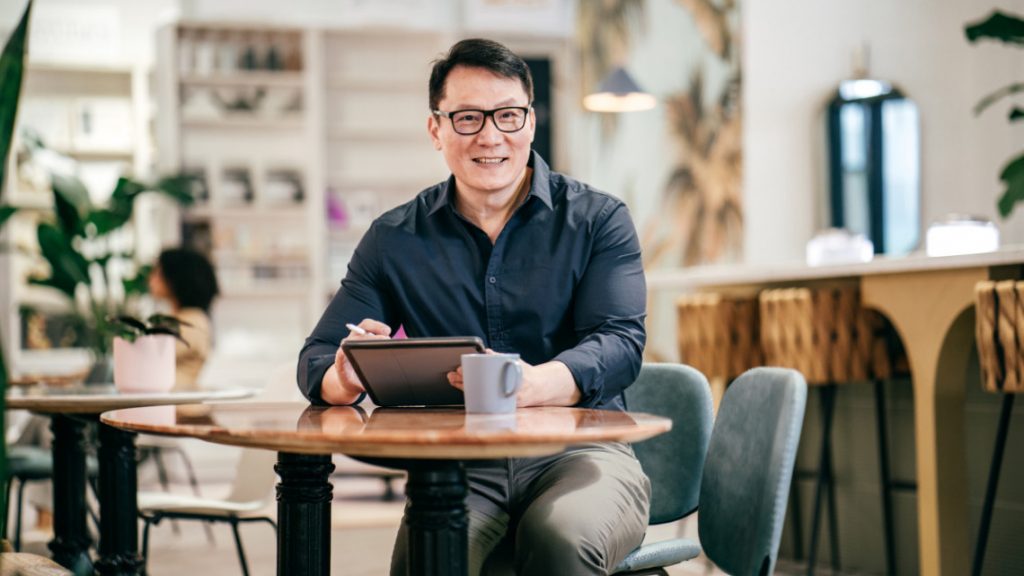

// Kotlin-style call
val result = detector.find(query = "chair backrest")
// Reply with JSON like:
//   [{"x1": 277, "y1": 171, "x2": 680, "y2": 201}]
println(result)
[
  {"x1": 624, "y1": 363, "x2": 714, "y2": 525},
  {"x1": 223, "y1": 361, "x2": 303, "y2": 504},
  {"x1": 698, "y1": 367, "x2": 807, "y2": 576},
  {"x1": 224, "y1": 448, "x2": 279, "y2": 504}
]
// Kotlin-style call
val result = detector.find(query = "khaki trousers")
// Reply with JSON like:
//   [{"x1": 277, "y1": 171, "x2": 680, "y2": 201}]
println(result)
[{"x1": 390, "y1": 442, "x2": 651, "y2": 576}]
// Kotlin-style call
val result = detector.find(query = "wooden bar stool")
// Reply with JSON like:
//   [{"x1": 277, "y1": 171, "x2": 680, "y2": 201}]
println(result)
[
  {"x1": 973, "y1": 280, "x2": 1023, "y2": 576},
  {"x1": 676, "y1": 292, "x2": 762, "y2": 411},
  {"x1": 759, "y1": 286, "x2": 900, "y2": 575}
]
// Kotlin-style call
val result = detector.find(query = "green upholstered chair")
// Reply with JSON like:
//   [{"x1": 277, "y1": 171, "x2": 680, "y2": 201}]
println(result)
[
  {"x1": 5, "y1": 445, "x2": 99, "y2": 552},
  {"x1": 612, "y1": 363, "x2": 715, "y2": 574},
  {"x1": 692, "y1": 367, "x2": 807, "y2": 576},
  {"x1": 482, "y1": 362, "x2": 714, "y2": 576},
  {"x1": 615, "y1": 367, "x2": 807, "y2": 576}
]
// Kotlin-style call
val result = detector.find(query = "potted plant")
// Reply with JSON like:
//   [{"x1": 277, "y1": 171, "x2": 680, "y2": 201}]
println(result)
[
  {"x1": 966, "y1": 10, "x2": 1024, "y2": 218},
  {"x1": 108, "y1": 314, "x2": 189, "y2": 393},
  {"x1": 7, "y1": 136, "x2": 195, "y2": 382}
]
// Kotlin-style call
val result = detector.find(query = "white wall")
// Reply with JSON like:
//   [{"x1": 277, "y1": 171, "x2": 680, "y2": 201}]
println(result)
[{"x1": 745, "y1": 0, "x2": 1024, "y2": 264}]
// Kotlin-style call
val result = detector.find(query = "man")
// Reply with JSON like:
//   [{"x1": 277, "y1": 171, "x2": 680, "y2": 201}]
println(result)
[{"x1": 298, "y1": 38, "x2": 649, "y2": 575}]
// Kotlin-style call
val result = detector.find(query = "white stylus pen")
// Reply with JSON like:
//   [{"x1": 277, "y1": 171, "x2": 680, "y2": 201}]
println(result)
[{"x1": 345, "y1": 323, "x2": 368, "y2": 336}]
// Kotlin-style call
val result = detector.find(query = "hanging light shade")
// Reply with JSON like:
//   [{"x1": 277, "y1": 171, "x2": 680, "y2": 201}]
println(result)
[{"x1": 583, "y1": 67, "x2": 656, "y2": 112}]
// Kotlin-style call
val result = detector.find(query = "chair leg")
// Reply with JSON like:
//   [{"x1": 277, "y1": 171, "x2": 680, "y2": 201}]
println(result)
[
  {"x1": 824, "y1": 387, "x2": 840, "y2": 572},
  {"x1": 174, "y1": 447, "x2": 203, "y2": 497},
  {"x1": 142, "y1": 517, "x2": 154, "y2": 574},
  {"x1": 875, "y1": 380, "x2": 897, "y2": 575},
  {"x1": 153, "y1": 449, "x2": 171, "y2": 492},
  {"x1": 14, "y1": 479, "x2": 26, "y2": 552},
  {"x1": 807, "y1": 384, "x2": 839, "y2": 576},
  {"x1": 972, "y1": 393, "x2": 1015, "y2": 576},
  {"x1": 230, "y1": 520, "x2": 251, "y2": 576},
  {"x1": 789, "y1": 475, "x2": 804, "y2": 561},
  {"x1": 4, "y1": 476, "x2": 13, "y2": 541}
]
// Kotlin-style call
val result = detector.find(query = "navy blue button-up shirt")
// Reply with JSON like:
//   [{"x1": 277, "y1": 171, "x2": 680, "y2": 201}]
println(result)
[{"x1": 298, "y1": 152, "x2": 646, "y2": 411}]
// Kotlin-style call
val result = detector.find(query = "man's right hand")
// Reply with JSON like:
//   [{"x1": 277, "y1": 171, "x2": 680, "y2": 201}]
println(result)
[{"x1": 321, "y1": 318, "x2": 391, "y2": 405}]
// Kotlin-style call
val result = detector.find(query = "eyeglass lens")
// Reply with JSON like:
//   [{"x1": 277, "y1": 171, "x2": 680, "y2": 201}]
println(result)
[{"x1": 451, "y1": 107, "x2": 527, "y2": 134}]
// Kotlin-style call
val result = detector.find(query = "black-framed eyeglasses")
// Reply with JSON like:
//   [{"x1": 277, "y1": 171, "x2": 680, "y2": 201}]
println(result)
[{"x1": 432, "y1": 105, "x2": 532, "y2": 135}]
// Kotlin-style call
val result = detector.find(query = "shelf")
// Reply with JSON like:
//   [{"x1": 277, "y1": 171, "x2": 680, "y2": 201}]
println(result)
[
  {"x1": 51, "y1": 147, "x2": 134, "y2": 160},
  {"x1": 180, "y1": 72, "x2": 304, "y2": 88},
  {"x1": 181, "y1": 116, "x2": 304, "y2": 130},
  {"x1": 327, "y1": 130, "x2": 426, "y2": 142},
  {"x1": 27, "y1": 60, "x2": 134, "y2": 76},
  {"x1": 220, "y1": 284, "x2": 311, "y2": 298},
  {"x1": 185, "y1": 205, "x2": 306, "y2": 219},
  {"x1": 213, "y1": 251, "x2": 310, "y2": 265},
  {"x1": 326, "y1": 80, "x2": 422, "y2": 92}
]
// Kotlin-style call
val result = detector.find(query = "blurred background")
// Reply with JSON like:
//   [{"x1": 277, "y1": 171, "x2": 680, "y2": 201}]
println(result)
[{"x1": 2, "y1": 1, "x2": 1024, "y2": 574}]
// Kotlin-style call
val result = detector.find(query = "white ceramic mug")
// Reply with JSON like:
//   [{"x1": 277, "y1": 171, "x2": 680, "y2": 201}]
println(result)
[{"x1": 461, "y1": 353, "x2": 522, "y2": 414}]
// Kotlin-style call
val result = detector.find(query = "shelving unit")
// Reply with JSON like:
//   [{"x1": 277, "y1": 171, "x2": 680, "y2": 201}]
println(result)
[
  {"x1": 0, "y1": 58, "x2": 152, "y2": 370},
  {"x1": 155, "y1": 21, "x2": 324, "y2": 367},
  {"x1": 320, "y1": 29, "x2": 450, "y2": 297}
]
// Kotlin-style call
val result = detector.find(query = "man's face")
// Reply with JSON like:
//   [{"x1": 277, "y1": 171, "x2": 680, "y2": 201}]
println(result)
[{"x1": 428, "y1": 65, "x2": 535, "y2": 199}]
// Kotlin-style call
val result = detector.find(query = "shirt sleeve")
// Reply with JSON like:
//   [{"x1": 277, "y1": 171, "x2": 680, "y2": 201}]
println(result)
[
  {"x1": 553, "y1": 200, "x2": 647, "y2": 408},
  {"x1": 297, "y1": 224, "x2": 396, "y2": 405}
]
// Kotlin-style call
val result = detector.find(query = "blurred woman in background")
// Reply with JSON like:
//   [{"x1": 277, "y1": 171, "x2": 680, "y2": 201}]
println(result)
[{"x1": 147, "y1": 247, "x2": 219, "y2": 390}]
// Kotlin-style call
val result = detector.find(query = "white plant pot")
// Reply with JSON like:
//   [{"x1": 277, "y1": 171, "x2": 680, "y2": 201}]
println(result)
[{"x1": 113, "y1": 335, "x2": 176, "y2": 393}]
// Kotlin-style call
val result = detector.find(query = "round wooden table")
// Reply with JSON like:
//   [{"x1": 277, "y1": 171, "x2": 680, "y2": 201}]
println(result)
[
  {"x1": 6, "y1": 386, "x2": 253, "y2": 576},
  {"x1": 102, "y1": 402, "x2": 672, "y2": 576}
]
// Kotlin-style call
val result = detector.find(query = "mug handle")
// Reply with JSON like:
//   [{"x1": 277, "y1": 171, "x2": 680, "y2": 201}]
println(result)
[{"x1": 502, "y1": 360, "x2": 523, "y2": 397}]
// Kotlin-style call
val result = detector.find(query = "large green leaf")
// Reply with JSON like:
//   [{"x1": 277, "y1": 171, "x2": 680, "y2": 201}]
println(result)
[
  {"x1": 0, "y1": 204, "x2": 16, "y2": 227},
  {"x1": 997, "y1": 151, "x2": 1024, "y2": 218},
  {"x1": 0, "y1": 1, "x2": 33, "y2": 539},
  {"x1": 0, "y1": 0, "x2": 31, "y2": 198},
  {"x1": 966, "y1": 10, "x2": 1024, "y2": 45},
  {"x1": 35, "y1": 222, "x2": 90, "y2": 298},
  {"x1": 51, "y1": 172, "x2": 93, "y2": 237},
  {"x1": 155, "y1": 175, "x2": 197, "y2": 206}
]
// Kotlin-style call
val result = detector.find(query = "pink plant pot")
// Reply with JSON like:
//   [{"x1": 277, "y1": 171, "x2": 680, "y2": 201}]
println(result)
[{"x1": 113, "y1": 335, "x2": 176, "y2": 393}]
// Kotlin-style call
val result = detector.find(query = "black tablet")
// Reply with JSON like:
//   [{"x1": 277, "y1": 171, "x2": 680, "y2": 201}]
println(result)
[{"x1": 341, "y1": 337, "x2": 485, "y2": 407}]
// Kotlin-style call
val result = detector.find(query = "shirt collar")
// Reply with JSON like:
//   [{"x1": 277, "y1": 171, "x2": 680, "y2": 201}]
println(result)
[{"x1": 428, "y1": 150, "x2": 554, "y2": 216}]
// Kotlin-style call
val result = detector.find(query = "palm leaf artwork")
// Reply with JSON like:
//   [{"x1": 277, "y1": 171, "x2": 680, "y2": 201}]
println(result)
[
  {"x1": 966, "y1": 10, "x2": 1024, "y2": 218},
  {"x1": 0, "y1": 0, "x2": 33, "y2": 542}
]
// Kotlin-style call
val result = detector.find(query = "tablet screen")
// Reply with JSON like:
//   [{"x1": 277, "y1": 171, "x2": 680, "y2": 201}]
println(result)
[{"x1": 341, "y1": 337, "x2": 485, "y2": 407}]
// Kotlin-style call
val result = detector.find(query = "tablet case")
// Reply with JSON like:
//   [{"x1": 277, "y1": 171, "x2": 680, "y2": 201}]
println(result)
[{"x1": 341, "y1": 337, "x2": 485, "y2": 407}]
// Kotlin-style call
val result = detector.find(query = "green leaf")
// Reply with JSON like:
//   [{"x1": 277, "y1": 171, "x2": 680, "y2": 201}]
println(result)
[
  {"x1": 122, "y1": 264, "x2": 152, "y2": 297},
  {"x1": 155, "y1": 174, "x2": 197, "y2": 206},
  {"x1": 86, "y1": 209, "x2": 132, "y2": 236},
  {"x1": 51, "y1": 172, "x2": 92, "y2": 237},
  {"x1": 109, "y1": 314, "x2": 147, "y2": 332},
  {"x1": 966, "y1": 10, "x2": 1024, "y2": 45},
  {"x1": 148, "y1": 313, "x2": 192, "y2": 330},
  {"x1": 145, "y1": 325, "x2": 189, "y2": 347},
  {"x1": 972, "y1": 82, "x2": 1024, "y2": 116},
  {"x1": 997, "y1": 152, "x2": 1024, "y2": 218},
  {"x1": 0, "y1": 1, "x2": 32, "y2": 199},
  {"x1": 35, "y1": 222, "x2": 90, "y2": 298},
  {"x1": 0, "y1": 205, "x2": 16, "y2": 228}
]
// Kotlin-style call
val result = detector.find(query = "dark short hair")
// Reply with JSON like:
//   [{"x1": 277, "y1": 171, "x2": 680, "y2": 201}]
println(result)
[
  {"x1": 429, "y1": 38, "x2": 533, "y2": 111},
  {"x1": 157, "y1": 248, "x2": 219, "y2": 313}
]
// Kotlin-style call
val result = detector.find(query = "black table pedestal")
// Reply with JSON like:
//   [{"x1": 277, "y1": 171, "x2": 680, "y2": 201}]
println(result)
[
  {"x1": 405, "y1": 461, "x2": 468, "y2": 576},
  {"x1": 94, "y1": 423, "x2": 143, "y2": 576},
  {"x1": 48, "y1": 414, "x2": 93, "y2": 573},
  {"x1": 276, "y1": 452, "x2": 335, "y2": 576}
]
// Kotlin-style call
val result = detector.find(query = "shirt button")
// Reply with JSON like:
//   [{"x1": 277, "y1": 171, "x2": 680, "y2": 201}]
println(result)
[{"x1": 488, "y1": 276, "x2": 497, "y2": 284}]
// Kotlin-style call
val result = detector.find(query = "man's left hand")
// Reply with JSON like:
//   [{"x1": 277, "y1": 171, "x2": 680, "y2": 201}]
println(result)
[{"x1": 447, "y1": 357, "x2": 581, "y2": 407}]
